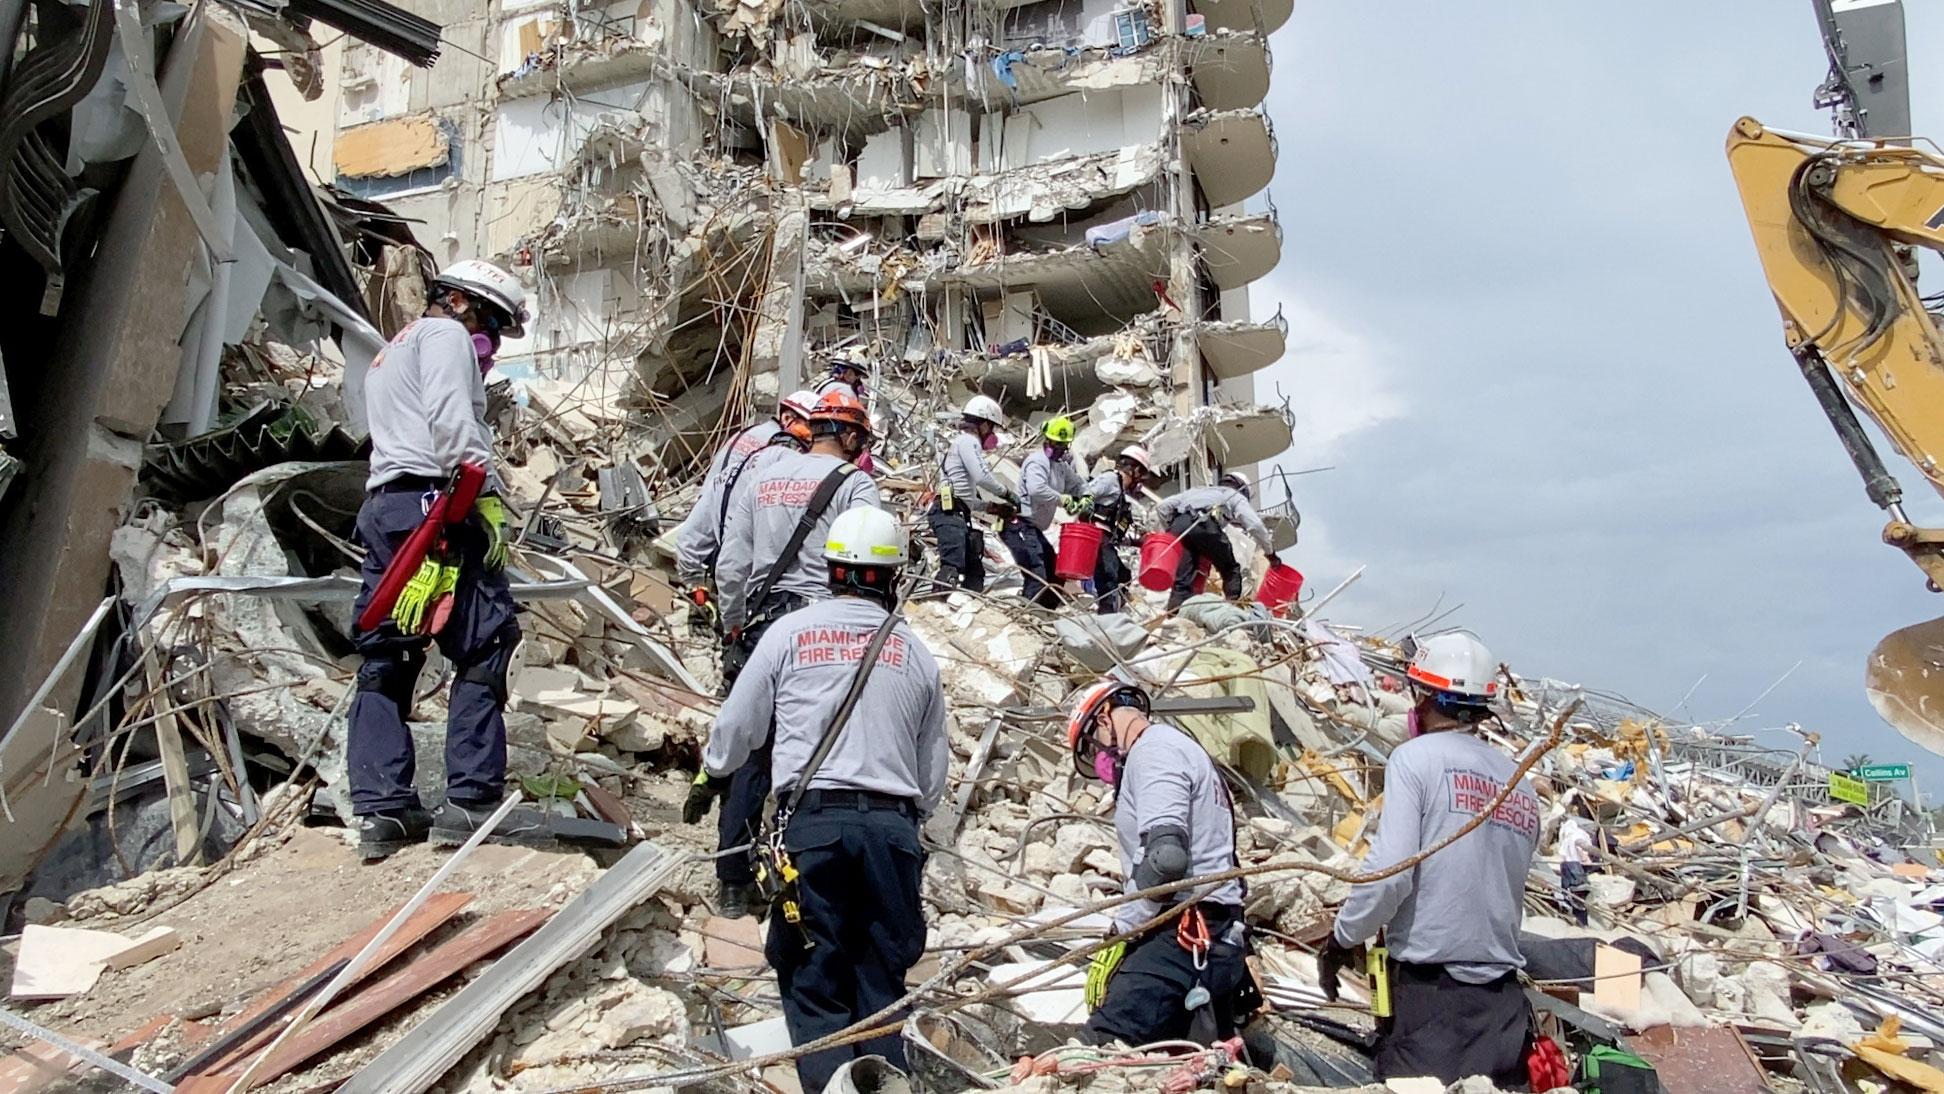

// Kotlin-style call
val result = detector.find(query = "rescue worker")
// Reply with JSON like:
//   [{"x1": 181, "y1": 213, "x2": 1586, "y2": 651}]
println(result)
[
  {"x1": 1152, "y1": 471, "x2": 1274, "y2": 611},
  {"x1": 675, "y1": 391, "x2": 819, "y2": 633},
  {"x1": 1316, "y1": 633, "x2": 1539, "y2": 1086},
  {"x1": 1075, "y1": 445, "x2": 1154, "y2": 614},
  {"x1": 1005, "y1": 416, "x2": 1083, "y2": 608},
  {"x1": 1068, "y1": 680, "x2": 1255, "y2": 1046},
  {"x1": 348, "y1": 259, "x2": 532, "y2": 860},
  {"x1": 692, "y1": 507, "x2": 948, "y2": 1093},
  {"x1": 818, "y1": 356, "x2": 869, "y2": 402},
  {"x1": 929, "y1": 394, "x2": 1017, "y2": 592},
  {"x1": 690, "y1": 391, "x2": 882, "y2": 917}
]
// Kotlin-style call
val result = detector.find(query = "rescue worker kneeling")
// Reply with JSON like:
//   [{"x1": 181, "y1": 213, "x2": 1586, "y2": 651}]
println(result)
[
  {"x1": 1068, "y1": 681, "x2": 1257, "y2": 1046},
  {"x1": 692, "y1": 507, "x2": 948, "y2": 1093}
]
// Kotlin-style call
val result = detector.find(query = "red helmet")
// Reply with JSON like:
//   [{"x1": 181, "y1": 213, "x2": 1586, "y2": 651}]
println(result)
[{"x1": 810, "y1": 391, "x2": 873, "y2": 435}]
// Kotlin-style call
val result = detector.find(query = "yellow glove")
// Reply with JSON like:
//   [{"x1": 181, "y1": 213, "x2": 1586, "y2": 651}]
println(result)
[
  {"x1": 1085, "y1": 940, "x2": 1127, "y2": 1009},
  {"x1": 390, "y1": 557, "x2": 444, "y2": 634},
  {"x1": 476, "y1": 496, "x2": 510, "y2": 570}
]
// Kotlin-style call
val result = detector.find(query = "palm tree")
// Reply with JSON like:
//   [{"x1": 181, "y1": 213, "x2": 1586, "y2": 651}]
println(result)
[{"x1": 1840, "y1": 752, "x2": 1873, "y2": 774}]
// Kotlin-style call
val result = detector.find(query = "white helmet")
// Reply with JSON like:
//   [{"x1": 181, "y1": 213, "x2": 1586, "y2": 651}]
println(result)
[
  {"x1": 434, "y1": 260, "x2": 529, "y2": 337},
  {"x1": 1406, "y1": 632, "x2": 1498, "y2": 702},
  {"x1": 963, "y1": 395, "x2": 1005, "y2": 427},
  {"x1": 780, "y1": 389, "x2": 820, "y2": 420},
  {"x1": 1118, "y1": 445, "x2": 1153, "y2": 474},
  {"x1": 1219, "y1": 470, "x2": 1251, "y2": 495},
  {"x1": 824, "y1": 506, "x2": 909, "y2": 566}
]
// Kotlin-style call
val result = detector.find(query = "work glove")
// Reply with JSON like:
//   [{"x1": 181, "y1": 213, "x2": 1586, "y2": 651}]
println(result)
[
  {"x1": 683, "y1": 771, "x2": 728, "y2": 824},
  {"x1": 1314, "y1": 933, "x2": 1361, "y2": 1003},
  {"x1": 390, "y1": 557, "x2": 452, "y2": 635},
  {"x1": 1084, "y1": 940, "x2": 1128, "y2": 1009},
  {"x1": 476, "y1": 496, "x2": 510, "y2": 570},
  {"x1": 1061, "y1": 494, "x2": 1092, "y2": 516},
  {"x1": 689, "y1": 586, "x2": 719, "y2": 636}
]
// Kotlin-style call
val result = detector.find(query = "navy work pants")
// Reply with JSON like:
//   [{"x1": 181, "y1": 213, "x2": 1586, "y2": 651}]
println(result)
[
  {"x1": 926, "y1": 503, "x2": 985, "y2": 592},
  {"x1": 347, "y1": 485, "x2": 520, "y2": 815},
  {"x1": 765, "y1": 796, "x2": 927, "y2": 1093},
  {"x1": 716, "y1": 592, "x2": 806, "y2": 883},
  {"x1": 1167, "y1": 513, "x2": 1242, "y2": 611},
  {"x1": 1083, "y1": 903, "x2": 1252, "y2": 1046},
  {"x1": 1375, "y1": 962, "x2": 1532, "y2": 1087},
  {"x1": 1094, "y1": 536, "x2": 1130, "y2": 615},
  {"x1": 1000, "y1": 519, "x2": 1061, "y2": 608}
]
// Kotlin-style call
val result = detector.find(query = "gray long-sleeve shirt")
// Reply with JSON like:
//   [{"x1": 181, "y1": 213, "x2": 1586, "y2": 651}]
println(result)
[
  {"x1": 364, "y1": 317, "x2": 495, "y2": 490},
  {"x1": 1331, "y1": 730, "x2": 1540, "y2": 982},
  {"x1": 704, "y1": 596, "x2": 949, "y2": 814},
  {"x1": 675, "y1": 421, "x2": 783, "y2": 582},
  {"x1": 939, "y1": 432, "x2": 1011, "y2": 511},
  {"x1": 1111, "y1": 722, "x2": 1245, "y2": 931},
  {"x1": 717, "y1": 449, "x2": 881, "y2": 629},
  {"x1": 1019, "y1": 448, "x2": 1082, "y2": 530},
  {"x1": 1155, "y1": 486, "x2": 1274, "y2": 551}
]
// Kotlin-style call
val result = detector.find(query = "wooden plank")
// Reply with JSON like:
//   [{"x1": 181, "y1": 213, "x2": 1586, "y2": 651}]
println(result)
[
  {"x1": 209, "y1": 909, "x2": 550, "y2": 1088},
  {"x1": 579, "y1": 779, "x2": 633, "y2": 831},
  {"x1": 182, "y1": 893, "x2": 472, "y2": 1077},
  {"x1": 339, "y1": 842, "x2": 681, "y2": 1094},
  {"x1": 147, "y1": 653, "x2": 202, "y2": 867},
  {"x1": 1627, "y1": 1024, "x2": 1772, "y2": 1094}
]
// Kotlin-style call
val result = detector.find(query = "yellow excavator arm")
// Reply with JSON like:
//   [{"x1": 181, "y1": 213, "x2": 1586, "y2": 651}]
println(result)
[{"x1": 1727, "y1": 116, "x2": 1944, "y2": 753}]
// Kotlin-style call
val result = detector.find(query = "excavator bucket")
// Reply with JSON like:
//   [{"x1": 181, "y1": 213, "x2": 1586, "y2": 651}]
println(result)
[{"x1": 1866, "y1": 617, "x2": 1944, "y2": 756}]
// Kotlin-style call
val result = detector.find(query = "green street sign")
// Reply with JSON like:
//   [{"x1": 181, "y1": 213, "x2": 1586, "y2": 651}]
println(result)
[
  {"x1": 1857, "y1": 763, "x2": 1911, "y2": 782},
  {"x1": 1829, "y1": 772, "x2": 1870, "y2": 805}
]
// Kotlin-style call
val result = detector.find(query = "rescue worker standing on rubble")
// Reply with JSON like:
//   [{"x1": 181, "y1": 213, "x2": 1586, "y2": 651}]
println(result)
[
  {"x1": 1069, "y1": 680, "x2": 1257, "y2": 1047},
  {"x1": 1006, "y1": 416, "x2": 1084, "y2": 607},
  {"x1": 688, "y1": 391, "x2": 882, "y2": 918},
  {"x1": 818, "y1": 355, "x2": 869, "y2": 402},
  {"x1": 1316, "y1": 632, "x2": 1540, "y2": 1086},
  {"x1": 929, "y1": 395, "x2": 1017, "y2": 593},
  {"x1": 675, "y1": 391, "x2": 819, "y2": 635},
  {"x1": 1153, "y1": 471, "x2": 1274, "y2": 611},
  {"x1": 1077, "y1": 446, "x2": 1154, "y2": 614},
  {"x1": 694, "y1": 507, "x2": 948, "y2": 1093},
  {"x1": 348, "y1": 260, "x2": 532, "y2": 861}
]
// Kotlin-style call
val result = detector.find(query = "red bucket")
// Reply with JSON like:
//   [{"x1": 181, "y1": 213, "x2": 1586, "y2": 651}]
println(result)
[
  {"x1": 1256, "y1": 561, "x2": 1304, "y2": 614},
  {"x1": 1138, "y1": 531, "x2": 1183, "y2": 591},
  {"x1": 1054, "y1": 521, "x2": 1104, "y2": 582}
]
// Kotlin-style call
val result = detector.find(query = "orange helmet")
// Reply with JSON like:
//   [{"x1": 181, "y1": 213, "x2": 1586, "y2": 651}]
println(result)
[
  {"x1": 1067, "y1": 679, "x2": 1151, "y2": 778},
  {"x1": 810, "y1": 391, "x2": 873, "y2": 435}
]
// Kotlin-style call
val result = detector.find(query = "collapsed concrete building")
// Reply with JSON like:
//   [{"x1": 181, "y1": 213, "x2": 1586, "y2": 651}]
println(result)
[{"x1": 301, "y1": 0, "x2": 1295, "y2": 489}]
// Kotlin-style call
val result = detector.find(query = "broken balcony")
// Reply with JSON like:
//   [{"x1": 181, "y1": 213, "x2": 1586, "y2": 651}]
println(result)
[
  {"x1": 1183, "y1": 107, "x2": 1276, "y2": 208},
  {"x1": 1192, "y1": 0, "x2": 1292, "y2": 36},
  {"x1": 1196, "y1": 206, "x2": 1281, "y2": 291},
  {"x1": 1198, "y1": 308, "x2": 1287, "y2": 380},
  {"x1": 1187, "y1": 29, "x2": 1271, "y2": 111},
  {"x1": 495, "y1": 9, "x2": 664, "y2": 99}
]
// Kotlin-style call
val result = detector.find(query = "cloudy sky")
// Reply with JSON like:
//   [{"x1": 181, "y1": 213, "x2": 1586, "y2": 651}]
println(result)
[{"x1": 1255, "y1": 2, "x2": 1944, "y2": 787}]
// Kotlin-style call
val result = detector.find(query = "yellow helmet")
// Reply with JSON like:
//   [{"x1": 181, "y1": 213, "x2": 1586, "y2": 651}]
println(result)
[{"x1": 1042, "y1": 416, "x2": 1077, "y2": 445}]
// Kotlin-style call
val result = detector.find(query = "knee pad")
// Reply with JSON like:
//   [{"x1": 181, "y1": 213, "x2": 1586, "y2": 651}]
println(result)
[
  {"x1": 356, "y1": 651, "x2": 425, "y2": 704},
  {"x1": 453, "y1": 625, "x2": 519, "y2": 707}
]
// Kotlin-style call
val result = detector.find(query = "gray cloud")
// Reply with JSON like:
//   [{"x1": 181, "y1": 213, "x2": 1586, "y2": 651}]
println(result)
[{"x1": 1257, "y1": 2, "x2": 1944, "y2": 784}]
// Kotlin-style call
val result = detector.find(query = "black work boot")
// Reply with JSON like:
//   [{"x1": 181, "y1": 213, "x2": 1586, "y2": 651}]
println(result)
[
  {"x1": 717, "y1": 881, "x2": 757, "y2": 919},
  {"x1": 359, "y1": 807, "x2": 433, "y2": 862},
  {"x1": 431, "y1": 799, "x2": 550, "y2": 847}
]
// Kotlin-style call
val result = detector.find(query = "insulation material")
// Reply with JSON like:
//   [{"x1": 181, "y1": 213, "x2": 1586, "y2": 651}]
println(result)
[{"x1": 332, "y1": 115, "x2": 448, "y2": 179}]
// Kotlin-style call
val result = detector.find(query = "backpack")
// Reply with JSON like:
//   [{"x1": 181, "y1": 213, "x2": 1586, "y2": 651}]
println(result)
[{"x1": 1577, "y1": 1044, "x2": 1661, "y2": 1094}]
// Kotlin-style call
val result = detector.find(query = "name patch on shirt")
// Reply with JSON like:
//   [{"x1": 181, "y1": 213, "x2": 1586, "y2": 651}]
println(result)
[
  {"x1": 757, "y1": 477, "x2": 824, "y2": 509},
  {"x1": 793, "y1": 628, "x2": 908, "y2": 669},
  {"x1": 1446, "y1": 769, "x2": 1539, "y2": 837}
]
